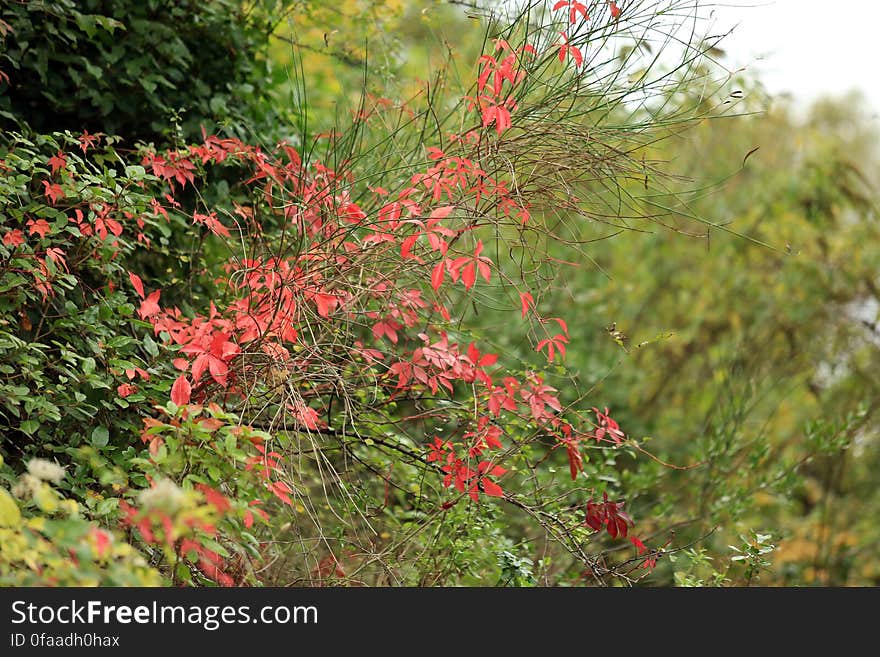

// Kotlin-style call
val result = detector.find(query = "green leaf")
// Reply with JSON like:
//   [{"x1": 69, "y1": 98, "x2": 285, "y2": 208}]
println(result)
[
  {"x1": 95, "y1": 498, "x2": 118, "y2": 516},
  {"x1": 200, "y1": 537, "x2": 230, "y2": 558},
  {"x1": 107, "y1": 336, "x2": 134, "y2": 350},
  {"x1": 91, "y1": 426, "x2": 109, "y2": 448},
  {"x1": 20, "y1": 419, "x2": 40, "y2": 436},
  {"x1": 143, "y1": 334, "x2": 159, "y2": 357}
]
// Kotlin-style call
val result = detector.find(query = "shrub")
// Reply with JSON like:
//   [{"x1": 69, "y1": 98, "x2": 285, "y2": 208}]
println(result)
[{"x1": 0, "y1": 0, "x2": 276, "y2": 143}]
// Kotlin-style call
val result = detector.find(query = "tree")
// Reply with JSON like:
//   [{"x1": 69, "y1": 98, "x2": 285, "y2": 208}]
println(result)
[{"x1": 536, "y1": 87, "x2": 880, "y2": 585}]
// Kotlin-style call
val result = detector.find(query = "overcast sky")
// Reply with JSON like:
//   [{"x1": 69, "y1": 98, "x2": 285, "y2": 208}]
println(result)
[{"x1": 709, "y1": 0, "x2": 880, "y2": 114}]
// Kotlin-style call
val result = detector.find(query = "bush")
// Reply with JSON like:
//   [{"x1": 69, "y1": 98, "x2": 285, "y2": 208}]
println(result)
[{"x1": 0, "y1": 0, "x2": 275, "y2": 144}]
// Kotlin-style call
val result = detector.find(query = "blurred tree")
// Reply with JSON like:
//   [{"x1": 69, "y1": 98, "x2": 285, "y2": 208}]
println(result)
[{"x1": 532, "y1": 88, "x2": 880, "y2": 584}]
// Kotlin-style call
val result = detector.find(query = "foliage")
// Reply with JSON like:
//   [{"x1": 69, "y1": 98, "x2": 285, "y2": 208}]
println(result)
[
  {"x1": 2, "y1": 0, "x2": 877, "y2": 588},
  {"x1": 0, "y1": 0, "x2": 735, "y2": 586},
  {"x1": 0, "y1": 454, "x2": 163, "y2": 586},
  {"x1": 534, "y1": 90, "x2": 880, "y2": 585},
  {"x1": 0, "y1": 130, "x2": 297, "y2": 585},
  {"x1": 0, "y1": 0, "x2": 280, "y2": 144}
]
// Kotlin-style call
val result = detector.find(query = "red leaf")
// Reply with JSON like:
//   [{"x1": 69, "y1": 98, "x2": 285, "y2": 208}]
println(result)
[
  {"x1": 138, "y1": 289, "x2": 161, "y2": 319},
  {"x1": 117, "y1": 383, "x2": 137, "y2": 398},
  {"x1": 90, "y1": 528, "x2": 111, "y2": 558},
  {"x1": 268, "y1": 480, "x2": 293, "y2": 505},
  {"x1": 198, "y1": 418, "x2": 224, "y2": 431},
  {"x1": 557, "y1": 32, "x2": 584, "y2": 67},
  {"x1": 519, "y1": 292, "x2": 534, "y2": 318},
  {"x1": 208, "y1": 356, "x2": 228, "y2": 381},
  {"x1": 2, "y1": 229, "x2": 25, "y2": 247},
  {"x1": 477, "y1": 259, "x2": 491, "y2": 283},
  {"x1": 372, "y1": 319, "x2": 400, "y2": 344},
  {"x1": 630, "y1": 536, "x2": 647, "y2": 554},
  {"x1": 45, "y1": 247, "x2": 68, "y2": 272},
  {"x1": 536, "y1": 333, "x2": 568, "y2": 362},
  {"x1": 129, "y1": 272, "x2": 145, "y2": 299},
  {"x1": 290, "y1": 402, "x2": 320, "y2": 430},
  {"x1": 314, "y1": 292, "x2": 338, "y2": 318},
  {"x1": 461, "y1": 263, "x2": 476, "y2": 290},
  {"x1": 194, "y1": 211, "x2": 231, "y2": 238},
  {"x1": 400, "y1": 234, "x2": 420, "y2": 260},
  {"x1": 608, "y1": 517, "x2": 619, "y2": 539},
  {"x1": 197, "y1": 484, "x2": 231, "y2": 513},
  {"x1": 78, "y1": 130, "x2": 101, "y2": 153},
  {"x1": 430, "y1": 205, "x2": 454, "y2": 220},
  {"x1": 48, "y1": 151, "x2": 67, "y2": 175},
  {"x1": 552, "y1": 316, "x2": 569, "y2": 336},
  {"x1": 191, "y1": 353, "x2": 210, "y2": 383},
  {"x1": 566, "y1": 442, "x2": 583, "y2": 480},
  {"x1": 26, "y1": 218, "x2": 51, "y2": 238},
  {"x1": 170, "y1": 374, "x2": 192, "y2": 406},
  {"x1": 483, "y1": 463, "x2": 507, "y2": 478},
  {"x1": 553, "y1": 0, "x2": 589, "y2": 24},
  {"x1": 481, "y1": 478, "x2": 504, "y2": 498},
  {"x1": 431, "y1": 260, "x2": 445, "y2": 292},
  {"x1": 42, "y1": 180, "x2": 64, "y2": 204}
]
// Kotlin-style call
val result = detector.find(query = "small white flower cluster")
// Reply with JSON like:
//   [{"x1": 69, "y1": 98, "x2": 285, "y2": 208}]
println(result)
[
  {"x1": 12, "y1": 459, "x2": 66, "y2": 499},
  {"x1": 27, "y1": 458, "x2": 66, "y2": 484},
  {"x1": 137, "y1": 478, "x2": 186, "y2": 512},
  {"x1": 12, "y1": 474, "x2": 40, "y2": 499}
]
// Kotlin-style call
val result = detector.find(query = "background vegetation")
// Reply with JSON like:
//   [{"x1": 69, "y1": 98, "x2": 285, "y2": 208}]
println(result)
[{"x1": 1, "y1": 0, "x2": 877, "y2": 586}]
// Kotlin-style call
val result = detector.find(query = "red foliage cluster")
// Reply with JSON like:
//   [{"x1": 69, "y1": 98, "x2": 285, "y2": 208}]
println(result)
[{"x1": 584, "y1": 492, "x2": 633, "y2": 539}]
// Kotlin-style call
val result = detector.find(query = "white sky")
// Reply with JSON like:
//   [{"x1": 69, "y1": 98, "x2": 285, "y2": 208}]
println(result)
[{"x1": 709, "y1": 0, "x2": 880, "y2": 114}]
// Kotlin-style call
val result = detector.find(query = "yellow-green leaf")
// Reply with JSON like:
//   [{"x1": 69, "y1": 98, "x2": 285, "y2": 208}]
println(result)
[
  {"x1": 34, "y1": 485, "x2": 58, "y2": 513},
  {"x1": 0, "y1": 488, "x2": 21, "y2": 527}
]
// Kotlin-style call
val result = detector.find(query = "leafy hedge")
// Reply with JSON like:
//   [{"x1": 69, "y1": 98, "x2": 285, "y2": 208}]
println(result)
[
  {"x1": 0, "y1": 0, "x2": 275, "y2": 143},
  {"x1": 0, "y1": 132, "x2": 287, "y2": 585}
]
